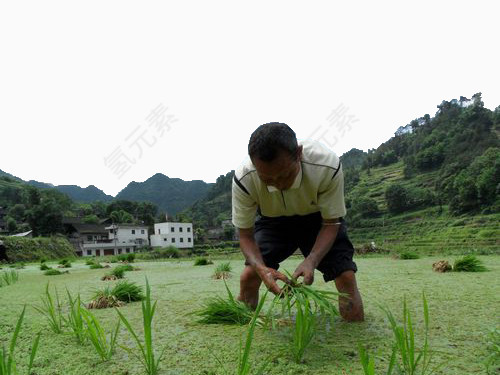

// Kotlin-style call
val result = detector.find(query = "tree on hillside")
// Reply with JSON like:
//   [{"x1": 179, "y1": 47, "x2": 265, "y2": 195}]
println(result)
[
  {"x1": 110, "y1": 210, "x2": 133, "y2": 224},
  {"x1": 385, "y1": 184, "x2": 409, "y2": 214}
]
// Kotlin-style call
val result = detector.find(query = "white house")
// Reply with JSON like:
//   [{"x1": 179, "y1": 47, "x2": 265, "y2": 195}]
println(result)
[
  {"x1": 105, "y1": 224, "x2": 149, "y2": 246},
  {"x1": 79, "y1": 224, "x2": 149, "y2": 257},
  {"x1": 150, "y1": 222, "x2": 193, "y2": 248}
]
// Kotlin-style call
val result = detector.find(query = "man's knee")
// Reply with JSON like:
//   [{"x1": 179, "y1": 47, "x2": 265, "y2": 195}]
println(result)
[{"x1": 335, "y1": 270, "x2": 358, "y2": 291}]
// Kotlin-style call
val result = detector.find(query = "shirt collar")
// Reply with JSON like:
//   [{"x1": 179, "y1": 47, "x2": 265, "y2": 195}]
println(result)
[{"x1": 266, "y1": 163, "x2": 302, "y2": 192}]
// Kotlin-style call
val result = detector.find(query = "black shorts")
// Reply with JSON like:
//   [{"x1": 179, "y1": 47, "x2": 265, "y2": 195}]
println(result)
[{"x1": 248, "y1": 212, "x2": 357, "y2": 282}]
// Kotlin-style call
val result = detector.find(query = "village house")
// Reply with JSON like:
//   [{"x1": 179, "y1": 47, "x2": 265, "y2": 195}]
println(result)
[{"x1": 150, "y1": 222, "x2": 193, "y2": 248}]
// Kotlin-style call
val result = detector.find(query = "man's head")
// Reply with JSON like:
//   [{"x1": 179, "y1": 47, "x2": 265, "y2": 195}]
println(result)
[{"x1": 248, "y1": 122, "x2": 303, "y2": 190}]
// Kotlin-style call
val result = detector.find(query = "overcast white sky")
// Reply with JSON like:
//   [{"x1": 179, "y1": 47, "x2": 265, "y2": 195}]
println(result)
[{"x1": 1, "y1": 1, "x2": 499, "y2": 196}]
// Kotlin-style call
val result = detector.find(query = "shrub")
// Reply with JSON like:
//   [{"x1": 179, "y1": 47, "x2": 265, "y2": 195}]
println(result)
[{"x1": 453, "y1": 255, "x2": 487, "y2": 272}]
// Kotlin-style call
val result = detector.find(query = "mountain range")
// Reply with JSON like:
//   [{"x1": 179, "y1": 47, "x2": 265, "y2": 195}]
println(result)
[{"x1": 0, "y1": 169, "x2": 212, "y2": 215}]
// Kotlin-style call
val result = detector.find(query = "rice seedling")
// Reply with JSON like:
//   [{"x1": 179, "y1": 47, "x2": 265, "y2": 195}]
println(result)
[
  {"x1": 116, "y1": 278, "x2": 166, "y2": 375},
  {"x1": 237, "y1": 291, "x2": 270, "y2": 375},
  {"x1": 63, "y1": 290, "x2": 87, "y2": 345},
  {"x1": 85, "y1": 258, "x2": 97, "y2": 265},
  {"x1": 33, "y1": 283, "x2": 64, "y2": 334},
  {"x1": 213, "y1": 262, "x2": 232, "y2": 279},
  {"x1": 82, "y1": 309, "x2": 120, "y2": 362},
  {"x1": 117, "y1": 263, "x2": 135, "y2": 272},
  {"x1": 361, "y1": 293, "x2": 437, "y2": 375},
  {"x1": 44, "y1": 269, "x2": 65, "y2": 276},
  {"x1": 1, "y1": 270, "x2": 19, "y2": 285},
  {"x1": 292, "y1": 293, "x2": 317, "y2": 363},
  {"x1": 0, "y1": 306, "x2": 41, "y2": 375},
  {"x1": 484, "y1": 328, "x2": 500, "y2": 374},
  {"x1": 89, "y1": 263, "x2": 104, "y2": 269},
  {"x1": 453, "y1": 255, "x2": 487, "y2": 272},
  {"x1": 194, "y1": 281, "x2": 258, "y2": 325},
  {"x1": 194, "y1": 257, "x2": 213, "y2": 266}
]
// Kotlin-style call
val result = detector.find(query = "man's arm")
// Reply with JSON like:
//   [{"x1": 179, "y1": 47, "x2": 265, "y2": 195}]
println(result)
[
  {"x1": 239, "y1": 227, "x2": 289, "y2": 295},
  {"x1": 292, "y1": 218, "x2": 341, "y2": 284}
]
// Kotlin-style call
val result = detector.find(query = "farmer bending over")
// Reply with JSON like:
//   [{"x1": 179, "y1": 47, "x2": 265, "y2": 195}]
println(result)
[{"x1": 232, "y1": 122, "x2": 364, "y2": 321}]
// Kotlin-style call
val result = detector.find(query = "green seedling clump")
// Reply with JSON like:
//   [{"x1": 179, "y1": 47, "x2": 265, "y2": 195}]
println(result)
[
  {"x1": 44, "y1": 269, "x2": 65, "y2": 276},
  {"x1": 213, "y1": 262, "x2": 232, "y2": 279},
  {"x1": 399, "y1": 251, "x2": 420, "y2": 260},
  {"x1": 453, "y1": 255, "x2": 487, "y2": 272},
  {"x1": 194, "y1": 257, "x2": 212, "y2": 266}
]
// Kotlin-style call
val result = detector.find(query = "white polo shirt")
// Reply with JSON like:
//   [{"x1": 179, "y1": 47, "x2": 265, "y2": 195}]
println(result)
[{"x1": 232, "y1": 139, "x2": 346, "y2": 229}]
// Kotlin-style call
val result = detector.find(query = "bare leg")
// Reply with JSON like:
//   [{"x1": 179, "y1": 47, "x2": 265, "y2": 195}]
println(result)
[
  {"x1": 237, "y1": 265, "x2": 262, "y2": 309},
  {"x1": 334, "y1": 270, "x2": 364, "y2": 322}
]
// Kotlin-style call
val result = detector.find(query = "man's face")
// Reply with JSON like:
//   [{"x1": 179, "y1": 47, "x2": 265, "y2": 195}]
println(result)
[{"x1": 252, "y1": 147, "x2": 302, "y2": 190}]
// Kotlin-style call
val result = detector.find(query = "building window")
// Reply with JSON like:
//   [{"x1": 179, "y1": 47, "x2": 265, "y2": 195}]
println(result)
[
  {"x1": 171, "y1": 238, "x2": 176, "y2": 243},
  {"x1": 87, "y1": 250, "x2": 92, "y2": 256},
  {"x1": 164, "y1": 238, "x2": 167, "y2": 241},
  {"x1": 141, "y1": 229, "x2": 145, "y2": 234},
  {"x1": 188, "y1": 238, "x2": 192, "y2": 242},
  {"x1": 180, "y1": 238, "x2": 184, "y2": 242},
  {"x1": 158, "y1": 229, "x2": 161, "y2": 234},
  {"x1": 187, "y1": 227, "x2": 191, "y2": 232},
  {"x1": 96, "y1": 249, "x2": 101, "y2": 256},
  {"x1": 132, "y1": 229, "x2": 135, "y2": 234},
  {"x1": 109, "y1": 229, "x2": 114, "y2": 234},
  {"x1": 171, "y1": 227, "x2": 175, "y2": 232},
  {"x1": 126, "y1": 248, "x2": 130, "y2": 253},
  {"x1": 118, "y1": 248, "x2": 122, "y2": 254},
  {"x1": 179, "y1": 227, "x2": 183, "y2": 232},
  {"x1": 87, "y1": 235, "x2": 92, "y2": 241}
]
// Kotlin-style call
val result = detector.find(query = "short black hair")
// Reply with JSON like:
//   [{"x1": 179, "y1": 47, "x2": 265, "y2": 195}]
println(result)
[{"x1": 248, "y1": 122, "x2": 298, "y2": 162}]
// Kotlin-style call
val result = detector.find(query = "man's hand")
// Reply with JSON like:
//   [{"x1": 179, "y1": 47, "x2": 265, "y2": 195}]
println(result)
[
  {"x1": 254, "y1": 265, "x2": 290, "y2": 295},
  {"x1": 292, "y1": 258, "x2": 316, "y2": 285}
]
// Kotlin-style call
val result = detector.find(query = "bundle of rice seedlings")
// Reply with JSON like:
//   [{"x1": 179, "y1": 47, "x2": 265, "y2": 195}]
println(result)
[
  {"x1": 44, "y1": 269, "x2": 65, "y2": 276},
  {"x1": 40, "y1": 263, "x2": 51, "y2": 271},
  {"x1": 195, "y1": 282, "x2": 256, "y2": 325},
  {"x1": 87, "y1": 293, "x2": 124, "y2": 309},
  {"x1": 58, "y1": 258, "x2": 72, "y2": 268},
  {"x1": 213, "y1": 262, "x2": 232, "y2": 279},
  {"x1": 453, "y1": 255, "x2": 487, "y2": 272},
  {"x1": 85, "y1": 258, "x2": 97, "y2": 265},
  {"x1": 89, "y1": 263, "x2": 104, "y2": 269},
  {"x1": 101, "y1": 274, "x2": 119, "y2": 281},
  {"x1": 399, "y1": 251, "x2": 420, "y2": 260},
  {"x1": 432, "y1": 260, "x2": 452, "y2": 273},
  {"x1": 112, "y1": 280, "x2": 145, "y2": 302},
  {"x1": 194, "y1": 257, "x2": 213, "y2": 266},
  {"x1": 272, "y1": 276, "x2": 340, "y2": 320},
  {"x1": 101, "y1": 264, "x2": 133, "y2": 280}
]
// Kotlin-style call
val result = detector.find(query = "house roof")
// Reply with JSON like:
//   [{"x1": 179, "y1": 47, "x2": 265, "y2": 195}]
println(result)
[
  {"x1": 68, "y1": 223, "x2": 108, "y2": 235},
  {"x1": 10, "y1": 230, "x2": 33, "y2": 237}
]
